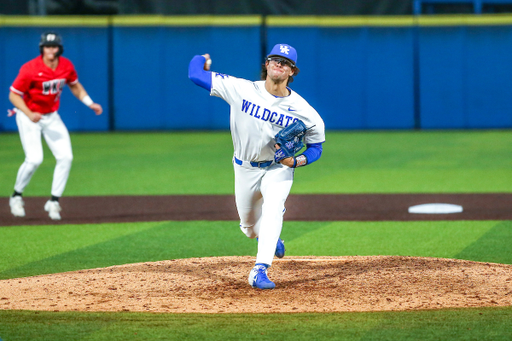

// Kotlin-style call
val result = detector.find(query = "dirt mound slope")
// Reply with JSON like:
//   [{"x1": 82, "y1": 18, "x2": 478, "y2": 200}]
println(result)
[{"x1": 1, "y1": 256, "x2": 511, "y2": 313}]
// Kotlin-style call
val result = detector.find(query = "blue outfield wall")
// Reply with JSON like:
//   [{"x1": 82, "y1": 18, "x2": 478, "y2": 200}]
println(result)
[
  {"x1": 112, "y1": 25, "x2": 261, "y2": 130},
  {"x1": 419, "y1": 25, "x2": 512, "y2": 128},
  {"x1": 1, "y1": 15, "x2": 512, "y2": 132},
  {"x1": 267, "y1": 26, "x2": 415, "y2": 129}
]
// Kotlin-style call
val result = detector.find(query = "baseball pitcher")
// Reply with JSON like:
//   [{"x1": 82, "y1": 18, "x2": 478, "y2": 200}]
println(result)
[
  {"x1": 189, "y1": 43, "x2": 325, "y2": 289},
  {"x1": 8, "y1": 31, "x2": 102, "y2": 220}
]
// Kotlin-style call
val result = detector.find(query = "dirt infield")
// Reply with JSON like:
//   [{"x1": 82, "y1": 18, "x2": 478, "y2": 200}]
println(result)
[
  {"x1": 1, "y1": 193, "x2": 512, "y2": 226},
  {"x1": 1, "y1": 256, "x2": 512, "y2": 313}
]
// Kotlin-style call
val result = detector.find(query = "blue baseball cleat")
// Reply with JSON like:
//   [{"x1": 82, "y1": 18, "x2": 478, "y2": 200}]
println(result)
[
  {"x1": 275, "y1": 238, "x2": 285, "y2": 258},
  {"x1": 248, "y1": 264, "x2": 275, "y2": 289}
]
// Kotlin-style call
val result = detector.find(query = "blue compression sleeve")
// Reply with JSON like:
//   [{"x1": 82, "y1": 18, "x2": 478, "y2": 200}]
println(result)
[
  {"x1": 188, "y1": 55, "x2": 212, "y2": 91},
  {"x1": 301, "y1": 142, "x2": 323, "y2": 165}
]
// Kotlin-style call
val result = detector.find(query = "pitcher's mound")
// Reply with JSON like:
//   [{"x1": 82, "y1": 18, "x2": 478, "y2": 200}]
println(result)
[{"x1": 1, "y1": 256, "x2": 512, "y2": 313}]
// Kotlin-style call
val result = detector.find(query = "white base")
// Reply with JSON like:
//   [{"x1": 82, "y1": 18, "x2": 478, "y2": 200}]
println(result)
[{"x1": 408, "y1": 203, "x2": 463, "y2": 214}]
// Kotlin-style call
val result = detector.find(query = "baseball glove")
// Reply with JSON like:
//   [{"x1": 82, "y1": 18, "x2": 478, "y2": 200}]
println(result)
[{"x1": 274, "y1": 119, "x2": 307, "y2": 163}]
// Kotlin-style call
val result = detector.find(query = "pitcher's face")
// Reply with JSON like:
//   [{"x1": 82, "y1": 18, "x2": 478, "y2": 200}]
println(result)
[{"x1": 266, "y1": 58, "x2": 295, "y2": 82}]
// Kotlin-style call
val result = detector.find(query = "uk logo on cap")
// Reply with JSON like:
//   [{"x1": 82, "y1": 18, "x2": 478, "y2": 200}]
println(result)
[
  {"x1": 267, "y1": 43, "x2": 297, "y2": 65},
  {"x1": 280, "y1": 45, "x2": 290, "y2": 55}
]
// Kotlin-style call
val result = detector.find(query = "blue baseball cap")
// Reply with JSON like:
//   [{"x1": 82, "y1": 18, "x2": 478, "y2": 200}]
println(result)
[{"x1": 267, "y1": 43, "x2": 297, "y2": 67}]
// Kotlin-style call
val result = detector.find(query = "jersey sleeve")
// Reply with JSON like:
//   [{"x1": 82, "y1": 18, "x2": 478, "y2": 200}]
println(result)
[
  {"x1": 210, "y1": 73, "x2": 247, "y2": 105},
  {"x1": 188, "y1": 55, "x2": 212, "y2": 91},
  {"x1": 304, "y1": 110, "x2": 326, "y2": 144},
  {"x1": 10, "y1": 64, "x2": 32, "y2": 95},
  {"x1": 302, "y1": 142, "x2": 323, "y2": 165},
  {"x1": 66, "y1": 60, "x2": 78, "y2": 85}
]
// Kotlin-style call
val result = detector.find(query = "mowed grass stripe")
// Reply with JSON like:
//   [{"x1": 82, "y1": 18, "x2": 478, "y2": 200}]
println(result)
[
  {"x1": 295, "y1": 169, "x2": 512, "y2": 193},
  {"x1": 456, "y1": 221, "x2": 512, "y2": 264},
  {"x1": 1, "y1": 131, "x2": 511, "y2": 196},
  {"x1": 2, "y1": 220, "x2": 511, "y2": 280},
  {"x1": 0, "y1": 222, "x2": 160, "y2": 275},
  {"x1": 1, "y1": 308, "x2": 512, "y2": 341},
  {"x1": 0, "y1": 221, "x2": 257, "y2": 279},
  {"x1": 288, "y1": 221, "x2": 499, "y2": 259}
]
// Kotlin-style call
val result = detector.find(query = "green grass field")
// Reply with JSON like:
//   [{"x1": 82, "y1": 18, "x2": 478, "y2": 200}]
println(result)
[
  {"x1": 1, "y1": 130, "x2": 512, "y2": 340},
  {"x1": 2, "y1": 130, "x2": 511, "y2": 196}
]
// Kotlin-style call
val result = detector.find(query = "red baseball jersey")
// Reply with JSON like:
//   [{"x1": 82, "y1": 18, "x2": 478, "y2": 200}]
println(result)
[{"x1": 10, "y1": 56, "x2": 78, "y2": 114}]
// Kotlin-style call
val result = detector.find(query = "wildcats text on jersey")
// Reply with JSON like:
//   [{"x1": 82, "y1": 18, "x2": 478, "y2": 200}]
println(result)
[{"x1": 241, "y1": 99, "x2": 298, "y2": 128}]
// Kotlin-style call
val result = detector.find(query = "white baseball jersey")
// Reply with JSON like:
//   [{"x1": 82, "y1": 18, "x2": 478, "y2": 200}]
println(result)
[{"x1": 210, "y1": 74, "x2": 325, "y2": 162}]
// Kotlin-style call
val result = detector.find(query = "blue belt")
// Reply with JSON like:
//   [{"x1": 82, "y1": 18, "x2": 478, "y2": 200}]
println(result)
[{"x1": 234, "y1": 157, "x2": 273, "y2": 168}]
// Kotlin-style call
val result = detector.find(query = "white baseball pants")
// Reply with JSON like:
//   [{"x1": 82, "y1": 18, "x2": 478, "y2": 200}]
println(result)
[
  {"x1": 233, "y1": 160, "x2": 294, "y2": 266},
  {"x1": 14, "y1": 110, "x2": 73, "y2": 197}
]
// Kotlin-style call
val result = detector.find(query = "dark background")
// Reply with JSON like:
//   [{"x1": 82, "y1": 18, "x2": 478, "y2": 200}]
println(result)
[{"x1": 2, "y1": 0, "x2": 512, "y2": 15}]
